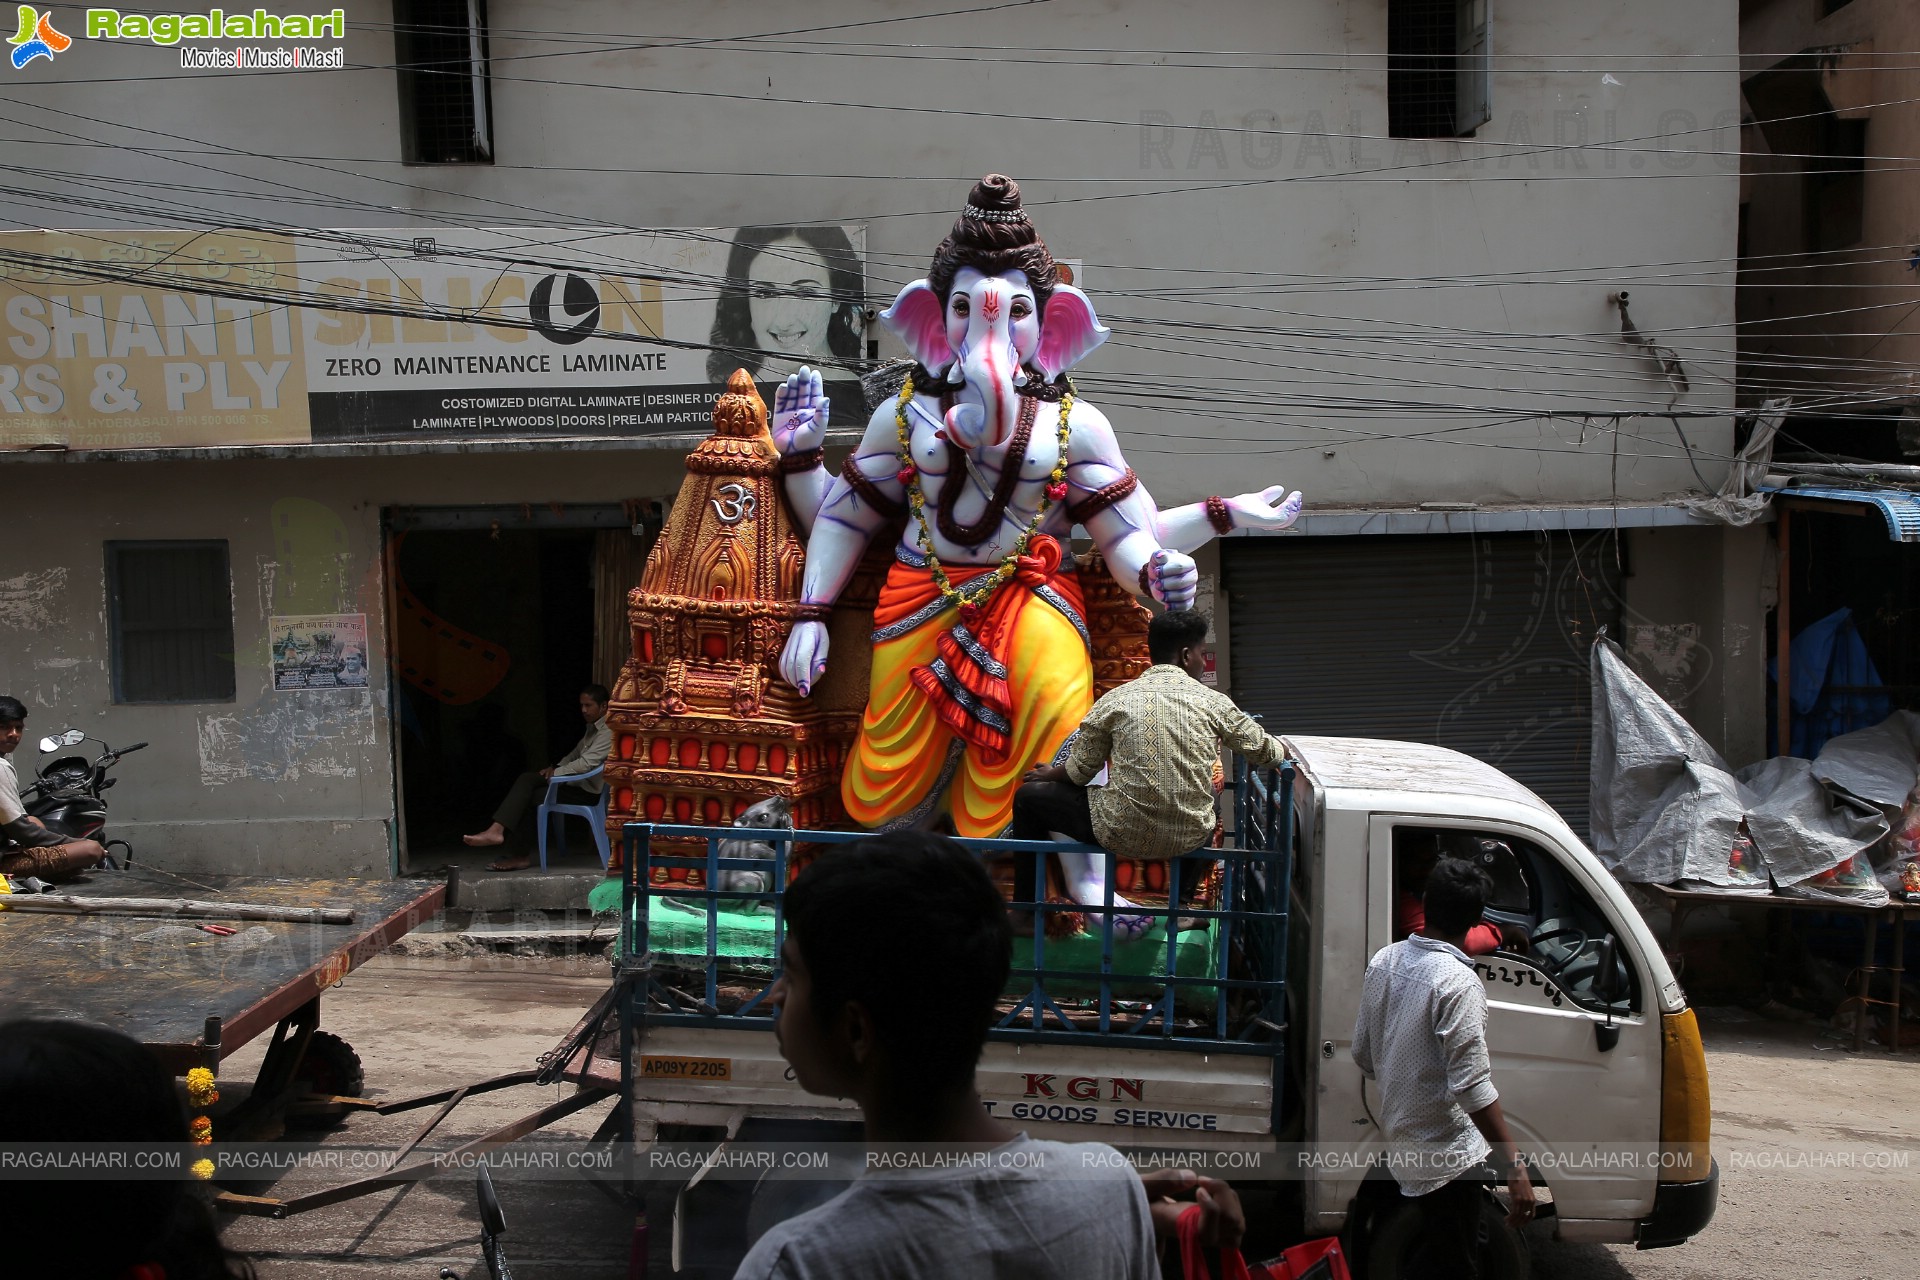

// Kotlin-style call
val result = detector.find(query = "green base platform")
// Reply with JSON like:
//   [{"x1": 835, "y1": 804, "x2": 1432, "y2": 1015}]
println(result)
[{"x1": 617, "y1": 896, "x2": 1220, "y2": 997}]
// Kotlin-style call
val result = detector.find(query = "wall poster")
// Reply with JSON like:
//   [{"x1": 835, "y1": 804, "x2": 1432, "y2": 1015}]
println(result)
[{"x1": 270, "y1": 613, "x2": 370, "y2": 690}]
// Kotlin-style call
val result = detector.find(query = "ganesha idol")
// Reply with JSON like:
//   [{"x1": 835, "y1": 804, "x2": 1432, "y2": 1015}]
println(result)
[{"x1": 768, "y1": 175, "x2": 1302, "y2": 915}]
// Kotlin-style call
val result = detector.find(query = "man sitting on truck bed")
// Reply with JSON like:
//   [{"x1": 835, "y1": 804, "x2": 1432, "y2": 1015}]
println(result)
[
  {"x1": 1353, "y1": 857, "x2": 1536, "y2": 1278},
  {"x1": 737, "y1": 831, "x2": 1160, "y2": 1279},
  {"x1": 1012, "y1": 609, "x2": 1288, "y2": 939}
]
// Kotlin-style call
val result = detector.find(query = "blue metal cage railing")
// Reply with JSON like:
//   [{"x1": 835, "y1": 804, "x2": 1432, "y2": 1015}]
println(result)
[{"x1": 618, "y1": 760, "x2": 1294, "y2": 1059}]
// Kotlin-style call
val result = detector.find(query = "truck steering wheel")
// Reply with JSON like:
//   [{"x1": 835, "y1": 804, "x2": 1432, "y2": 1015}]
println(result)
[{"x1": 1526, "y1": 925, "x2": 1592, "y2": 982}]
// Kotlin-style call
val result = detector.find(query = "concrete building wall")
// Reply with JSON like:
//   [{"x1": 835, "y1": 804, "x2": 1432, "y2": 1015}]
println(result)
[
  {"x1": 1740, "y1": 0, "x2": 1920, "y2": 403},
  {"x1": 5, "y1": 0, "x2": 1741, "y2": 506},
  {"x1": 1617, "y1": 523, "x2": 1772, "y2": 767},
  {"x1": 0, "y1": 1, "x2": 1754, "y2": 871},
  {"x1": 0, "y1": 447, "x2": 693, "y2": 875}
]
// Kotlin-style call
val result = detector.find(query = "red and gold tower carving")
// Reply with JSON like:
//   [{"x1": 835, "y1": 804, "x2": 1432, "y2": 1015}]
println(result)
[
  {"x1": 1077, "y1": 549, "x2": 1153, "y2": 697},
  {"x1": 604, "y1": 371, "x2": 860, "y2": 878}
]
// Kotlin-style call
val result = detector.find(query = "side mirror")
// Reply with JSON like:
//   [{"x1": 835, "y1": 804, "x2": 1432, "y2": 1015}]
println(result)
[
  {"x1": 475, "y1": 1165, "x2": 511, "y2": 1280},
  {"x1": 1594, "y1": 935, "x2": 1621, "y2": 1002},
  {"x1": 38, "y1": 729, "x2": 83, "y2": 752},
  {"x1": 1593, "y1": 935, "x2": 1621, "y2": 1053}
]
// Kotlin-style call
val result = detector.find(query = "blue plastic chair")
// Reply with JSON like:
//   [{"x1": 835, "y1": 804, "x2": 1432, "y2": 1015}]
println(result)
[{"x1": 536, "y1": 763, "x2": 610, "y2": 870}]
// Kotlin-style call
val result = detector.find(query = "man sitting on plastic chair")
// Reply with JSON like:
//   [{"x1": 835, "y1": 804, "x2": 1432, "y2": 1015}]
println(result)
[{"x1": 463, "y1": 683, "x2": 612, "y2": 872}]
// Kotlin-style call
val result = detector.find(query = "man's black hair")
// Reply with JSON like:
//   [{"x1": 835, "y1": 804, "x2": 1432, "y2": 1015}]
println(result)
[
  {"x1": 0, "y1": 695, "x2": 26, "y2": 725},
  {"x1": 581, "y1": 683, "x2": 611, "y2": 706},
  {"x1": 1424, "y1": 857, "x2": 1493, "y2": 937},
  {"x1": 0, "y1": 1019, "x2": 256, "y2": 1278},
  {"x1": 1147, "y1": 610, "x2": 1209, "y2": 665},
  {"x1": 783, "y1": 831, "x2": 1012, "y2": 1094}
]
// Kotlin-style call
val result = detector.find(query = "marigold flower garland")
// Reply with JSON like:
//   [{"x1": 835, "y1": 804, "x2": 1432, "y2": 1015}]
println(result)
[
  {"x1": 893, "y1": 372, "x2": 1073, "y2": 623},
  {"x1": 186, "y1": 1066, "x2": 219, "y2": 1178}
]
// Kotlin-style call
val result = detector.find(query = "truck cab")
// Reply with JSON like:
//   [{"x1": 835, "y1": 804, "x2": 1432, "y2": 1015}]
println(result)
[
  {"x1": 618, "y1": 735, "x2": 1715, "y2": 1274},
  {"x1": 1288, "y1": 735, "x2": 1716, "y2": 1257}
]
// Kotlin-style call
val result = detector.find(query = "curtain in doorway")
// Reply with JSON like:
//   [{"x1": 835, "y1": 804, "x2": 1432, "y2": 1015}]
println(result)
[{"x1": 592, "y1": 528, "x2": 653, "y2": 689}]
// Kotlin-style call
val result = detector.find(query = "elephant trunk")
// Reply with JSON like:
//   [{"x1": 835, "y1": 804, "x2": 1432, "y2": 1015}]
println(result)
[{"x1": 944, "y1": 335, "x2": 1023, "y2": 451}]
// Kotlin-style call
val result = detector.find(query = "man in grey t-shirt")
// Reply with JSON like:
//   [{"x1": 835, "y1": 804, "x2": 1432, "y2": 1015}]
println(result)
[{"x1": 733, "y1": 833, "x2": 1158, "y2": 1279}]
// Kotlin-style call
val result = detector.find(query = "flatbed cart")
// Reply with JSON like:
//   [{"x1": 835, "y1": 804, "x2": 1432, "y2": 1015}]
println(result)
[
  {"x1": 0, "y1": 867, "x2": 629, "y2": 1220},
  {"x1": 0, "y1": 868, "x2": 444, "y2": 1094}
]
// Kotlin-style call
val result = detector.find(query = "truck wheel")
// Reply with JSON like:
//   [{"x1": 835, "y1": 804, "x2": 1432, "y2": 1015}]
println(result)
[
  {"x1": 1364, "y1": 1191, "x2": 1527, "y2": 1280},
  {"x1": 293, "y1": 1031, "x2": 365, "y2": 1099}
]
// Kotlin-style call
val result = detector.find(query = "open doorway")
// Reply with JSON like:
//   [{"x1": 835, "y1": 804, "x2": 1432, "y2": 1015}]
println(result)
[{"x1": 385, "y1": 508, "x2": 655, "y2": 871}]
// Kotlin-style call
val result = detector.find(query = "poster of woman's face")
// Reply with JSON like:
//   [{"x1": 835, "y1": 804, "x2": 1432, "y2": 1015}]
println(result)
[{"x1": 707, "y1": 225, "x2": 866, "y2": 389}]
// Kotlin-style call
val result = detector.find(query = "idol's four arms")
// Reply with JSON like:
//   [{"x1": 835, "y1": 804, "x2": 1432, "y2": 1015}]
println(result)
[{"x1": 767, "y1": 291, "x2": 1302, "y2": 698}]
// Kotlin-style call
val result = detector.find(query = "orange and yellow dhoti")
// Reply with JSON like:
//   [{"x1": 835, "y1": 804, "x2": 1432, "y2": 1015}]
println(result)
[{"x1": 843, "y1": 535, "x2": 1092, "y2": 837}]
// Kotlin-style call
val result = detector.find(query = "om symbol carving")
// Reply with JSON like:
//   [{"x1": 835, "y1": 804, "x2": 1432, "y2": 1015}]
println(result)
[{"x1": 711, "y1": 483, "x2": 756, "y2": 525}]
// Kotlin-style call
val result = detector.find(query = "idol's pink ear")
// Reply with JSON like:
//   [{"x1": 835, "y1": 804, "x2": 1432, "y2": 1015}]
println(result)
[
  {"x1": 879, "y1": 281, "x2": 953, "y2": 376},
  {"x1": 1034, "y1": 284, "x2": 1109, "y2": 381}
]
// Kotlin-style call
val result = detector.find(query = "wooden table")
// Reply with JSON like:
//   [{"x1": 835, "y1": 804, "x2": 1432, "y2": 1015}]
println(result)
[
  {"x1": 0, "y1": 869, "x2": 444, "y2": 1073},
  {"x1": 1647, "y1": 884, "x2": 1911, "y2": 1053}
]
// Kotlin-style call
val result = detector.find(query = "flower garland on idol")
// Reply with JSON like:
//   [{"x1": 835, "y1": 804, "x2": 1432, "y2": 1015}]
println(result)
[{"x1": 893, "y1": 372, "x2": 1073, "y2": 624}]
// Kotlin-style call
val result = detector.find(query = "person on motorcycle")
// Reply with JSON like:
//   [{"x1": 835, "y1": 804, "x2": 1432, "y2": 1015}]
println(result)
[{"x1": 0, "y1": 695, "x2": 106, "y2": 883}]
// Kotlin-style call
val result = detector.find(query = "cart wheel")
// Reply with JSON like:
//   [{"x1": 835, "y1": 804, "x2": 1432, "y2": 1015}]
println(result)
[{"x1": 293, "y1": 1031, "x2": 365, "y2": 1099}]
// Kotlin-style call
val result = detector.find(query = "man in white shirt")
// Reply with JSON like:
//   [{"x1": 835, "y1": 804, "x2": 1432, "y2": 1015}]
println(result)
[
  {"x1": 0, "y1": 695, "x2": 105, "y2": 883},
  {"x1": 1351, "y1": 857, "x2": 1536, "y2": 1278},
  {"x1": 735, "y1": 831, "x2": 1159, "y2": 1279},
  {"x1": 463, "y1": 683, "x2": 612, "y2": 871}
]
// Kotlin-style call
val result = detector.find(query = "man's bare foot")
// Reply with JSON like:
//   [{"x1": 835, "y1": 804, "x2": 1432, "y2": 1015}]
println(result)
[
  {"x1": 462, "y1": 825, "x2": 506, "y2": 847},
  {"x1": 487, "y1": 856, "x2": 532, "y2": 872}
]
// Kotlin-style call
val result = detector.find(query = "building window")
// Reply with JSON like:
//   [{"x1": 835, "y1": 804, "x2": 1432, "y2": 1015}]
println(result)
[
  {"x1": 395, "y1": 0, "x2": 493, "y2": 164},
  {"x1": 106, "y1": 542, "x2": 236, "y2": 704},
  {"x1": 1388, "y1": 0, "x2": 1491, "y2": 138}
]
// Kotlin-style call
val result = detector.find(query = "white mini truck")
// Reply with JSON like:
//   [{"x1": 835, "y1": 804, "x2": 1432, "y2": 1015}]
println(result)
[{"x1": 617, "y1": 735, "x2": 1716, "y2": 1277}]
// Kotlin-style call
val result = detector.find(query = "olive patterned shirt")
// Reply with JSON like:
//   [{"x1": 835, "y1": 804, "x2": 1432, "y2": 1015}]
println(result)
[{"x1": 1061, "y1": 664, "x2": 1288, "y2": 859}]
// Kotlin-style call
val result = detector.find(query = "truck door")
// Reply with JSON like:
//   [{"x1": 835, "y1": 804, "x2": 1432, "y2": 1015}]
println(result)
[{"x1": 1366, "y1": 816, "x2": 1663, "y2": 1228}]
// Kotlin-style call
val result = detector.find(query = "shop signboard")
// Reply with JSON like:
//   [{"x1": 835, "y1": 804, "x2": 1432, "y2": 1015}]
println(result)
[{"x1": 0, "y1": 224, "x2": 867, "y2": 450}]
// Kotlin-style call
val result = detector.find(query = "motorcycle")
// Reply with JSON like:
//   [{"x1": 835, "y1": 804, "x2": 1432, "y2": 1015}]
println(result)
[{"x1": 21, "y1": 728, "x2": 146, "y2": 867}]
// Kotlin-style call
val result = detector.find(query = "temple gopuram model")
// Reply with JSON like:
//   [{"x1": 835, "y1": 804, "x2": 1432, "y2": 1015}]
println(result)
[
  {"x1": 603, "y1": 371, "x2": 860, "y2": 880},
  {"x1": 602, "y1": 371, "x2": 1164, "y2": 897}
]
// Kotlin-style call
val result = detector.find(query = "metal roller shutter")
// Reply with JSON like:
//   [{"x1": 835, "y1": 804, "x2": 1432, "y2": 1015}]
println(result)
[{"x1": 1222, "y1": 531, "x2": 1621, "y2": 833}]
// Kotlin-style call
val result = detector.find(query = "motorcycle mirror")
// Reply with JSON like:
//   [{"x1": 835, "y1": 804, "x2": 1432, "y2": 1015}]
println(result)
[
  {"x1": 37, "y1": 736, "x2": 60, "y2": 753},
  {"x1": 45, "y1": 729, "x2": 86, "y2": 749}
]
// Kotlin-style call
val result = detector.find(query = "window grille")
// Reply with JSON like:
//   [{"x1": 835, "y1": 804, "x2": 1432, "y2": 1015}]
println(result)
[
  {"x1": 1389, "y1": 0, "x2": 1491, "y2": 138},
  {"x1": 106, "y1": 542, "x2": 236, "y2": 704},
  {"x1": 395, "y1": 0, "x2": 493, "y2": 165}
]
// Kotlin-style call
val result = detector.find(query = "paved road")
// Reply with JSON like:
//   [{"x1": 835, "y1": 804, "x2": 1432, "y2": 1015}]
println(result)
[
  {"x1": 218, "y1": 957, "x2": 1920, "y2": 1279},
  {"x1": 1552, "y1": 1007, "x2": 1920, "y2": 1280},
  {"x1": 219, "y1": 954, "x2": 632, "y2": 1279}
]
